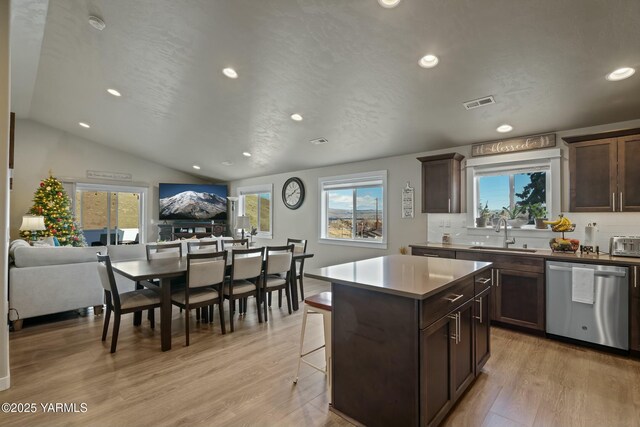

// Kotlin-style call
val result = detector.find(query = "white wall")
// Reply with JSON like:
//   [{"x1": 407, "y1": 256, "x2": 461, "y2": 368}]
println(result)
[
  {"x1": 10, "y1": 119, "x2": 207, "y2": 243},
  {"x1": 231, "y1": 118, "x2": 640, "y2": 268},
  {"x1": 0, "y1": 0, "x2": 11, "y2": 391}
]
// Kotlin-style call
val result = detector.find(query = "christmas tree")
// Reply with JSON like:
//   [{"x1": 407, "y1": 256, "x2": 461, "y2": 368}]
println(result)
[{"x1": 20, "y1": 175, "x2": 86, "y2": 246}]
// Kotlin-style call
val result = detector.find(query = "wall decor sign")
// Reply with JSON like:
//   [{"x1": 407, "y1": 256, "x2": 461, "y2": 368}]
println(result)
[
  {"x1": 471, "y1": 133, "x2": 556, "y2": 157},
  {"x1": 402, "y1": 182, "x2": 414, "y2": 219},
  {"x1": 86, "y1": 170, "x2": 133, "y2": 181}
]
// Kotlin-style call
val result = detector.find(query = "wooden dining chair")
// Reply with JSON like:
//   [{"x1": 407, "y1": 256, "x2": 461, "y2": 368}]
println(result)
[
  {"x1": 220, "y1": 238, "x2": 248, "y2": 251},
  {"x1": 97, "y1": 254, "x2": 161, "y2": 353},
  {"x1": 262, "y1": 245, "x2": 294, "y2": 321},
  {"x1": 146, "y1": 242, "x2": 183, "y2": 260},
  {"x1": 223, "y1": 246, "x2": 265, "y2": 332},
  {"x1": 171, "y1": 251, "x2": 227, "y2": 346},
  {"x1": 187, "y1": 239, "x2": 219, "y2": 254},
  {"x1": 288, "y1": 238, "x2": 308, "y2": 301}
]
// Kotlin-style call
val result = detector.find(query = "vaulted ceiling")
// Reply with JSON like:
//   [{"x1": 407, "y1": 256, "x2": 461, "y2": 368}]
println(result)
[{"x1": 11, "y1": 0, "x2": 640, "y2": 180}]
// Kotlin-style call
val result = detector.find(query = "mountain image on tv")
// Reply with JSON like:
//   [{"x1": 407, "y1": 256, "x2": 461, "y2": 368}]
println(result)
[{"x1": 159, "y1": 184, "x2": 227, "y2": 220}]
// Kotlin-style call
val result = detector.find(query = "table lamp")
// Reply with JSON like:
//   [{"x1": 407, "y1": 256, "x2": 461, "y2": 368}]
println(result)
[
  {"x1": 20, "y1": 215, "x2": 46, "y2": 243},
  {"x1": 236, "y1": 215, "x2": 251, "y2": 240}
]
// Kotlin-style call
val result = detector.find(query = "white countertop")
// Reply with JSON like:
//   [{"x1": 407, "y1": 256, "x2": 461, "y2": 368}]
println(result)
[{"x1": 305, "y1": 254, "x2": 492, "y2": 300}]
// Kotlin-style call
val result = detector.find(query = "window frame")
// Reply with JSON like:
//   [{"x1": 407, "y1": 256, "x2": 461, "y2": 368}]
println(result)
[
  {"x1": 237, "y1": 183, "x2": 273, "y2": 239},
  {"x1": 466, "y1": 148, "x2": 562, "y2": 229},
  {"x1": 318, "y1": 170, "x2": 387, "y2": 249}
]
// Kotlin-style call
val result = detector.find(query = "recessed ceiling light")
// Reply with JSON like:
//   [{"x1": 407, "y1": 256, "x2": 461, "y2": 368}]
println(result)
[
  {"x1": 107, "y1": 88, "x2": 121, "y2": 97},
  {"x1": 290, "y1": 113, "x2": 303, "y2": 122},
  {"x1": 221, "y1": 161, "x2": 234, "y2": 166},
  {"x1": 496, "y1": 124, "x2": 513, "y2": 133},
  {"x1": 192, "y1": 165, "x2": 201, "y2": 170},
  {"x1": 88, "y1": 15, "x2": 106, "y2": 31},
  {"x1": 606, "y1": 67, "x2": 635, "y2": 81},
  {"x1": 79, "y1": 122, "x2": 90, "y2": 128},
  {"x1": 418, "y1": 54, "x2": 439, "y2": 68},
  {"x1": 378, "y1": 0, "x2": 401, "y2": 8},
  {"x1": 222, "y1": 68, "x2": 238, "y2": 79},
  {"x1": 242, "y1": 152, "x2": 252, "y2": 157}
]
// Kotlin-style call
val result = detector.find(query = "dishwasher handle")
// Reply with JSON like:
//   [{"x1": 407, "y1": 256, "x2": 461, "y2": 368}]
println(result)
[{"x1": 547, "y1": 264, "x2": 627, "y2": 277}]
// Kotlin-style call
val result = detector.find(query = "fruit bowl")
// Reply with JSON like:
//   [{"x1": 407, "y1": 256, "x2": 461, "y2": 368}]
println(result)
[
  {"x1": 551, "y1": 223, "x2": 576, "y2": 233},
  {"x1": 549, "y1": 237, "x2": 579, "y2": 253}
]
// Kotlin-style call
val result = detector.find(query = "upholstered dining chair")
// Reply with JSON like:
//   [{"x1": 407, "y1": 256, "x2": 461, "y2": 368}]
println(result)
[
  {"x1": 171, "y1": 251, "x2": 227, "y2": 346},
  {"x1": 288, "y1": 238, "x2": 308, "y2": 301},
  {"x1": 223, "y1": 247, "x2": 265, "y2": 332},
  {"x1": 146, "y1": 242, "x2": 183, "y2": 260},
  {"x1": 262, "y1": 244, "x2": 294, "y2": 321},
  {"x1": 187, "y1": 239, "x2": 219, "y2": 254},
  {"x1": 97, "y1": 254, "x2": 161, "y2": 353}
]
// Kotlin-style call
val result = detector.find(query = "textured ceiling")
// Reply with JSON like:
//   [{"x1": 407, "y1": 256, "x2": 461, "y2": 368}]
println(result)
[{"x1": 11, "y1": 0, "x2": 640, "y2": 181}]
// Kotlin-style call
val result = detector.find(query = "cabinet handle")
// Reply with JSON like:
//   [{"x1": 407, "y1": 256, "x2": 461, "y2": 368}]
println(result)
[
  {"x1": 444, "y1": 293, "x2": 464, "y2": 303},
  {"x1": 475, "y1": 297, "x2": 483, "y2": 323},
  {"x1": 620, "y1": 192, "x2": 623, "y2": 212},
  {"x1": 612, "y1": 193, "x2": 616, "y2": 212},
  {"x1": 496, "y1": 269, "x2": 500, "y2": 287},
  {"x1": 635, "y1": 266, "x2": 638, "y2": 288},
  {"x1": 448, "y1": 312, "x2": 460, "y2": 344},
  {"x1": 448, "y1": 198, "x2": 451, "y2": 213},
  {"x1": 422, "y1": 253, "x2": 439, "y2": 257},
  {"x1": 476, "y1": 277, "x2": 491, "y2": 285}
]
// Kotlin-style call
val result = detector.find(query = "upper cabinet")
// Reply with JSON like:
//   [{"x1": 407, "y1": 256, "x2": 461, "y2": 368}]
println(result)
[
  {"x1": 417, "y1": 153, "x2": 464, "y2": 213},
  {"x1": 565, "y1": 129, "x2": 640, "y2": 212}
]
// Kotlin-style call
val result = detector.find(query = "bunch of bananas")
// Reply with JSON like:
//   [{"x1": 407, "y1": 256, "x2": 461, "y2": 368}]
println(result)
[{"x1": 544, "y1": 215, "x2": 573, "y2": 232}]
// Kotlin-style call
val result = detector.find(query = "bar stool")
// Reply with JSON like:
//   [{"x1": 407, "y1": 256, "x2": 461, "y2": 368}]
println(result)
[{"x1": 293, "y1": 291, "x2": 332, "y2": 402}]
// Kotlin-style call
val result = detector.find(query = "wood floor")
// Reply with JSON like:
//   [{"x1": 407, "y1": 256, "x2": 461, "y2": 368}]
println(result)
[{"x1": 2, "y1": 278, "x2": 639, "y2": 427}]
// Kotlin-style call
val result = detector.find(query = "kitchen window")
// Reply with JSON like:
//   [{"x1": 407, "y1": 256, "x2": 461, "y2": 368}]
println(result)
[
  {"x1": 238, "y1": 184, "x2": 272, "y2": 238},
  {"x1": 466, "y1": 149, "x2": 561, "y2": 229},
  {"x1": 319, "y1": 171, "x2": 387, "y2": 248}
]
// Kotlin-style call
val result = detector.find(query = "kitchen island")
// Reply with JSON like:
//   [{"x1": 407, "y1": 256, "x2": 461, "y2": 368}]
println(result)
[{"x1": 306, "y1": 254, "x2": 493, "y2": 427}]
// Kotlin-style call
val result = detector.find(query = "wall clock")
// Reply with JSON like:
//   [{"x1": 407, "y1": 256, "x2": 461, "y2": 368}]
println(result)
[{"x1": 282, "y1": 177, "x2": 305, "y2": 210}]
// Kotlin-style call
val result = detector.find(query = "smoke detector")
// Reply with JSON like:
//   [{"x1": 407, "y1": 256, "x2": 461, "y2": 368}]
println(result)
[
  {"x1": 463, "y1": 96, "x2": 495, "y2": 110},
  {"x1": 310, "y1": 137, "x2": 329, "y2": 145},
  {"x1": 88, "y1": 16, "x2": 106, "y2": 31}
]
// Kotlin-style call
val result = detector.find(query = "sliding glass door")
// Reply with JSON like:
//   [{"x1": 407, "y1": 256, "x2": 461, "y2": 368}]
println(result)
[{"x1": 73, "y1": 184, "x2": 146, "y2": 246}]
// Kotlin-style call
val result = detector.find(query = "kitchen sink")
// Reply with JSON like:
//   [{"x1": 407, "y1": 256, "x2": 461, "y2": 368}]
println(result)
[{"x1": 469, "y1": 246, "x2": 537, "y2": 253}]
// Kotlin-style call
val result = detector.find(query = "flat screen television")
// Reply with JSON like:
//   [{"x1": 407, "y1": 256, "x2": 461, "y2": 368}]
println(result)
[{"x1": 159, "y1": 183, "x2": 228, "y2": 221}]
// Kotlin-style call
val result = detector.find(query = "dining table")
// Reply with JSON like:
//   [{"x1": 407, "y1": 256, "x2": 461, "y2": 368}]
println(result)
[{"x1": 111, "y1": 251, "x2": 313, "y2": 351}]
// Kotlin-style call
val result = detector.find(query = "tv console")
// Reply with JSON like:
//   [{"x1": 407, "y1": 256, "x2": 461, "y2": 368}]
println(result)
[{"x1": 157, "y1": 222, "x2": 226, "y2": 241}]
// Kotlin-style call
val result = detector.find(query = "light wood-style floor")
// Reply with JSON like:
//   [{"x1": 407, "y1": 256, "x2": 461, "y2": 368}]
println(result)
[{"x1": 2, "y1": 277, "x2": 639, "y2": 427}]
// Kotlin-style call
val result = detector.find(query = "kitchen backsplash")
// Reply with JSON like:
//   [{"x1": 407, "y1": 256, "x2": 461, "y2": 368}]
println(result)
[{"x1": 427, "y1": 212, "x2": 640, "y2": 253}]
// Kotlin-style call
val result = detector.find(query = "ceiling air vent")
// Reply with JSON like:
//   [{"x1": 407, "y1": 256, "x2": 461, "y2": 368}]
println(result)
[
  {"x1": 463, "y1": 96, "x2": 495, "y2": 110},
  {"x1": 310, "y1": 137, "x2": 329, "y2": 145}
]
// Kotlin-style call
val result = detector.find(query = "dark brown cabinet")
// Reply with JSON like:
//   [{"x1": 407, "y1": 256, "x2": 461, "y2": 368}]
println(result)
[
  {"x1": 474, "y1": 287, "x2": 491, "y2": 372},
  {"x1": 566, "y1": 131, "x2": 640, "y2": 212},
  {"x1": 417, "y1": 153, "x2": 464, "y2": 213},
  {"x1": 631, "y1": 265, "x2": 640, "y2": 354},
  {"x1": 411, "y1": 246, "x2": 456, "y2": 259},
  {"x1": 494, "y1": 269, "x2": 545, "y2": 332}
]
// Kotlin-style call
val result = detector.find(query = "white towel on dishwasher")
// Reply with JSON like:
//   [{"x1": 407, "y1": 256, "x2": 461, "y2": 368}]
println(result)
[{"x1": 572, "y1": 267, "x2": 595, "y2": 304}]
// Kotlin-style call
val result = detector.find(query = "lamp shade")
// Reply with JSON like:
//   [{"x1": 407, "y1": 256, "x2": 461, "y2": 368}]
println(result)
[
  {"x1": 19, "y1": 215, "x2": 46, "y2": 231},
  {"x1": 236, "y1": 215, "x2": 251, "y2": 230}
]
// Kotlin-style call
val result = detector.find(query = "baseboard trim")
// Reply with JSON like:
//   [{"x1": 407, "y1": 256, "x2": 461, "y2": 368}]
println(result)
[{"x1": 0, "y1": 374, "x2": 10, "y2": 391}]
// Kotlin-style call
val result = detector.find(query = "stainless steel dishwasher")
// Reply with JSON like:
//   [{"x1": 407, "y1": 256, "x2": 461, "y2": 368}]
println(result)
[{"x1": 546, "y1": 260, "x2": 628, "y2": 350}]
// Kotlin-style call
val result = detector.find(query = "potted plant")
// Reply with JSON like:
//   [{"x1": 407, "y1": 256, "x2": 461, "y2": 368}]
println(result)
[
  {"x1": 502, "y1": 204, "x2": 528, "y2": 228},
  {"x1": 476, "y1": 201, "x2": 490, "y2": 227},
  {"x1": 528, "y1": 203, "x2": 548, "y2": 229}
]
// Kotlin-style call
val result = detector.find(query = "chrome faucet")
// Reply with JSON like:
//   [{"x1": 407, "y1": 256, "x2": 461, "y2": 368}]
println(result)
[{"x1": 495, "y1": 217, "x2": 516, "y2": 248}]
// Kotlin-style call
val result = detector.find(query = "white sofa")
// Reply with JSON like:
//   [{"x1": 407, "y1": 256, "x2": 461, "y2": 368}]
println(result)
[{"x1": 8, "y1": 241, "x2": 147, "y2": 330}]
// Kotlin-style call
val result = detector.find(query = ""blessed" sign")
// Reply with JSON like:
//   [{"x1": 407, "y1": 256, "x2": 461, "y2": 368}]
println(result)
[{"x1": 471, "y1": 133, "x2": 556, "y2": 157}]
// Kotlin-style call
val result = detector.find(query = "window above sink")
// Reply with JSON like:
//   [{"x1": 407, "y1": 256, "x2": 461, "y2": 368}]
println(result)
[{"x1": 466, "y1": 148, "x2": 562, "y2": 229}]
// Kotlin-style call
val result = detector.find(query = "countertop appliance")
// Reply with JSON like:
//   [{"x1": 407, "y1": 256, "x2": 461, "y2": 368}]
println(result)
[
  {"x1": 610, "y1": 236, "x2": 640, "y2": 257},
  {"x1": 546, "y1": 260, "x2": 628, "y2": 350}
]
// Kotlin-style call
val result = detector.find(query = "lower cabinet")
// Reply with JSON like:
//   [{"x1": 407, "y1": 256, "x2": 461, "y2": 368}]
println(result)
[
  {"x1": 494, "y1": 269, "x2": 545, "y2": 331},
  {"x1": 631, "y1": 266, "x2": 640, "y2": 353},
  {"x1": 474, "y1": 287, "x2": 491, "y2": 372}
]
